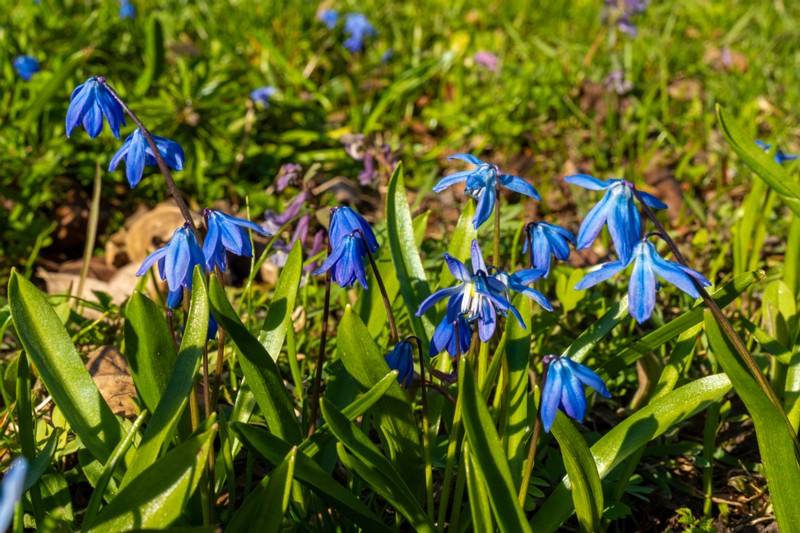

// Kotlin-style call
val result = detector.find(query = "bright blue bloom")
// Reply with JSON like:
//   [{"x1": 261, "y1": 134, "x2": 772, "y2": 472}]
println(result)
[
  {"x1": 136, "y1": 223, "x2": 206, "y2": 309},
  {"x1": 0, "y1": 457, "x2": 28, "y2": 533},
  {"x1": 343, "y1": 13, "x2": 376, "y2": 53},
  {"x1": 574, "y1": 238, "x2": 711, "y2": 323},
  {"x1": 430, "y1": 297, "x2": 472, "y2": 358},
  {"x1": 119, "y1": 0, "x2": 135, "y2": 19},
  {"x1": 540, "y1": 354, "x2": 611, "y2": 433},
  {"x1": 250, "y1": 86, "x2": 276, "y2": 107},
  {"x1": 108, "y1": 129, "x2": 185, "y2": 188},
  {"x1": 385, "y1": 340, "x2": 414, "y2": 388},
  {"x1": 417, "y1": 240, "x2": 523, "y2": 342},
  {"x1": 313, "y1": 206, "x2": 379, "y2": 289},
  {"x1": 564, "y1": 175, "x2": 666, "y2": 264},
  {"x1": 66, "y1": 77, "x2": 126, "y2": 139},
  {"x1": 203, "y1": 209, "x2": 271, "y2": 272},
  {"x1": 755, "y1": 140, "x2": 799, "y2": 165},
  {"x1": 13, "y1": 55, "x2": 40, "y2": 81},
  {"x1": 319, "y1": 9, "x2": 338, "y2": 29},
  {"x1": 434, "y1": 154, "x2": 541, "y2": 229},
  {"x1": 492, "y1": 267, "x2": 553, "y2": 312},
  {"x1": 523, "y1": 222, "x2": 575, "y2": 277}
]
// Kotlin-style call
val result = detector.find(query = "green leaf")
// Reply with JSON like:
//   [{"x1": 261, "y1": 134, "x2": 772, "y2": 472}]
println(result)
[
  {"x1": 124, "y1": 291, "x2": 178, "y2": 414},
  {"x1": 460, "y1": 361, "x2": 532, "y2": 533},
  {"x1": 8, "y1": 271, "x2": 123, "y2": 464},
  {"x1": 564, "y1": 296, "x2": 629, "y2": 364},
  {"x1": 464, "y1": 443, "x2": 493, "y2": 533},
  {"x1": 208, "y1": 274, "x2": 301, "y2": 445},
  {"x1": 717, "y1": 105, "x2": 800, "y2": 218},
  {"x1": 705, "y1": 312, "x2": 800, "y2": 530},
  {"x1": 24, "y1": 430, "x2": 60, "y2": 492},
  {"x1": 259, "y1": 241, "x2": 303, "y2": 361},
  {"x1": 386, "y1": 162, "x2": 435, "y2": 344},
  {"x1": 22, "y1": 49, "x2": 90, "y2": 127},
  {"x1": 321, "y1": 399, "x2": 434, "y2": 532},
  {"x1": 90, "y1": 425, "x2": 216, "y2": 532},
  {"x1": 530, "y1": 374, "x2": 732, "y2": 532},
  {"x1": 121, "y1": 268, "x2": 208, "y2": 486},
  {"x1": 135, "y1": 14, "x2": 165, "y2": 94},
  {"x1": 506, "y1": 295, "x2": 531, "y2": 484}
]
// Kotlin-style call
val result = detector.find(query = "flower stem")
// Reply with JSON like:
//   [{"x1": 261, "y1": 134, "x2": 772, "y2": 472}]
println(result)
[
  {"x1": 307, "y1": 243, "x2": 332, "y2": 437},
  {"x1": 357, "y1": 231, "x2": 398, "y2": 342},
  {"x1": 99, "y1": 79, "x2": 198, "y2": 237},
  {"x1": 518, "y1": 365, "x2": 546, "y2": 506},
  {"x1": 412, "y1": 338, "x2": 435, "y2": 521},
  {"x1": 436, "y1": 355, "x2": 467, "y2": 532}
]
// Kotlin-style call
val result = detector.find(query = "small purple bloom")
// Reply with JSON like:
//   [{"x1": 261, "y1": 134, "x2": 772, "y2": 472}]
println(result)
[
  {"x1": 13, "y1": 55, "x2": 40, "y2": 81},
  {"x1": 65, "y1": 77, "x2": 126, "y2": 139},
  {"x1": 251, "y1": 86, "x2": 276, "y2": 106},
  {"x1": 523, "y1": 222, "x2": 575, "y2": 277},
  {"x1": 755, "y1": 140, "x2": 799, "y2": 165},
  {"x1": 540, "y1": 354, "x2": 611, "y2": 433},
  {"x1": 305, "y1": 230, "x2": 325, "y2": 273},
  {"x1": 276, "y1": 163, "x2": 303, "y2": 191},
  {"x1": 473, "y1": 51, "x2": 498, "y2": 72},
  {"x1": 203, "y1": 209, "x2": 271, "y2": 272},
  {"x1": 430, "y1": 297, "x2": 473, "y2": 358},
  {"x1": 343, "y1": 13, "x2": 376, "y2": 53},
  {"x1": 604, "y1": 70, "x2": 633, "y2": 95},
  {"x1": 313, "y1": 206, "x2": 379, "y2": 289},
  {"x1": 109, "y1": 128, "x2": 185, "y2": 188},
  {"x1": 385, "y1": 340, "x2": 414, "y2": 388},
  {"x1": 319, "y1": 9, "x2": 338, "y2": 29},
  {"x1": 263, "y1": 192, "x2": 308, "y2": 234}
]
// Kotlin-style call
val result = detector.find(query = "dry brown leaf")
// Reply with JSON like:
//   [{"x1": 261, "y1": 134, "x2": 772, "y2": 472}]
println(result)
[{"x1": 85, "y1": 346, "x2": 136, "y2": 418}]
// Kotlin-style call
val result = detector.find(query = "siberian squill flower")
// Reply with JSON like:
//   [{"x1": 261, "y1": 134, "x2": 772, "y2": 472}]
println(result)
[
  {"x1": 385, "y1": 340, "x2": 414, "y2": 388},
  {"x1": 13, "y1": 55, "x2": 40, "y2": 81},
  {"x1": 313, "y1": 206, "x2": 379, "y2": 289},
  {"x1": 250, "y1": 86, "x2": 276, "y2": 107},
  {"x1": 319, "y1": 9, "x2": 338, "y2": 29},
  {"x1": 417, "y1": 240, "x2": 523, "y2": 342},
  {"x1": 430, "y1": 297, "x2": 473, "y2": 358},
  {"x1": 755, "y1": 140, "x2": 799, "y2": 165},
  {"x1": 203, "y1": 209, "x2": 271, "y2": 272},
  {"x1": 523, "y1": 222, "x2": 575, "y2": 277},
  {"x1": 343, "y1": 13, "x2": 377, "y2": 53},
  {"x1": 109, "y1": 128, "x2": 185, "y2": 188},
  {"x1": 540, "y1": 355, "x2": 611, "y2": 433},
  {"x1": 66, "y1": 77, "x2": 126, "y2": 139},
  {"x1": 136, "y1": 223, "x2": 205, "y2": 309},
  {"x1": 119, "y1": 0, "x2": 135, "y2": 19},
  {"x1": 574, "y1": 237, "x2": 711, "y2": 323},
  {"x1": 564, "y1": 175, "x2": 666, "y2": 264},
  {"x1": 435, "y1": 154, "x2": 541, "y2": 230},
  {"x1": 492, "y1": 267, "x2": 553, "y2": 312},
  {"x1": 0, "y1": 457, "x2": 27, "y2": 532}
]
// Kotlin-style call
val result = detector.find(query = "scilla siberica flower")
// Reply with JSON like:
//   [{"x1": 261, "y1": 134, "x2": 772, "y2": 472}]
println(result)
[
  {"x1": 434, "y1": 154, "x2": 541, "y2": 230},
  {"x1": 564, "y1": 174, "x2": 666, "y2": 264},
  {"x1": 319, "y1": 9, "x2": 338, "y2": 29},
  {"x1": 541, "y1": 355, "x2": 611, "y2": 433},
  {"x1": 0, "y1": 457, "x2": 28, "y2": 532},
  {"x1": 119, "y1": 0, "x2": 135, "y2": 19},
  {"x1": 343, "y1": 13, "x2": 377, "y2": 53},
  {"x1": 13, "y1": 55, "x2": 40, "y2": 81},
  {"x1": 109, "y1": 129, "x2": 185, "y2": 188},
  {"x1": 523, "y1": 221, "x2": 575, "y2": 278},
  {"x1": 66, "y1": 77, "x2": 126, "y2": 139},
  {"x1": 417, "y1": 240, "x2": 523, "y2": 342},
  {"x1": 430, "y1": 297, "x2": 473, "y2": 358},
  {"x1": 136, "y1": 223, "x2": 206, "y2": 309},
  {"x1": 385, "y1": 340, "x2": 414, "y2": 388},
  {"x1": 755, "y1": 140, "x2": 798, "y2": 165},
  {"x1": 574, "y1": 237, "x2": 711, "y2": 323},
  {"x1": 492, "y1": 267, "x2": 553, "y2": 312},
  {"x1": 313, "y1": 206, "x2": 379, "y2": 289},
  {"x1": 250, "y1": 86, "x2": 276, "y2": 107},
  {"x1": 203, "y1": 209, "x2": 271, "y2": 272}
]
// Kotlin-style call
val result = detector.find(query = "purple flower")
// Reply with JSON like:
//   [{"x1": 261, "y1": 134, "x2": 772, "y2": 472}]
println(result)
[
  {"x1": 263, "y1": 192, "x2": 308, "y2": 234},
  {"x1": 343, "y1": 13, "x2": 376, "y2": 53},
  {"x1": 13, "y1": 55, "x2": 40, "y2": 81},
  {"x1": 523, "y1": 222, "x2": 574, "y2": 277},
  {"x1": 540, "y1": 354, "x2": 611, "y2": 433},
  {"x1": 313, "y1": 206, "x2": 379, "y2": 289},
  {"x1": 430, "y1": 297, "x2": 473, "y2": 358},
  {"x1": 65, "y1": 77, "x2": 126, "y2": 139},
  {"x1": 385, "y1": 340, "x2": 414, "y2": 388},
  {"x1": 108, "y1": 128, "x2": 185, "y2": 188},
  {"x1": 203, "y1": 209, "x2": 271, "y2": 272},
  {"x1": 604, "y1": 70, "x2": 633, "y2": 95},
  {"x1": 276, "y1": 163, "x2": 303, "y2": 191},
  {"x1": 473, "y1": 51, "x2": 498, "y2": 72}
]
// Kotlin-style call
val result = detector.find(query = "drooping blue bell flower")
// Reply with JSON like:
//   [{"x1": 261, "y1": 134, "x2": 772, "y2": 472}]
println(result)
[
  {"x1": 66, "y1": 77, "x2": 126, "y2": 139},
  {"x1": 574, "y1": 237, "x2": 711, "y2": 323},
  {"x1": 564, "y1": 174, "x2": 666, "y2": 264},
  {"x1": 319, "y1": 9, "x2": 338, "y2": 29},
  {"x1": 492, "y1": 267, "x2": 553, "y2": 312},
  {"x1": 343, "y1": 13, "x2": 376, "y2": 53},
  {"x1": 755, "y1": 140, "x2": 799, "y2": 165},
  {"x1": 540, "y1": 354, "x2": 611, "y2": 433},
  {"x1": 13, "y1": 55, "x2": 40, "y2": 81},
  {"x1": 250, "y1": 86, "x2": 276, "y2": 107},
  {"x1": 136, "y1": 222, "x2": 206, "y2": 309},
  {"x1": 523, "y1": 221, "x2": 575, "y2": 277},
  {"x1": 313, "y1": 206, "x2": 379, "y2": 290},
  {"x1": 430, "y1": 297, "x2": 473, "y2": 358},
  {"x1": 0, "y1": 457, "x2": 28, "y2": 533},
  {"x1": 203, "y1": 209, "x2": 271, "y2": 272},
  {"x1": 385, "y1": 339, "x2": 414, "y2": 388},
  {"x1": 434, "y1": 154, "x2": 541, "y2": 230},
  {"x1": 119, "y1": 0, "x2": 135, "y2": 19},
  {"x1": 108, "y1": 128, "x2": 185, "y2": 188}
]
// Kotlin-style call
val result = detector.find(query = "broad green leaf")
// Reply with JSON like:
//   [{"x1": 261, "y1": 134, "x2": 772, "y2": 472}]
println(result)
[
  {"x1": 506, "y1": 295, "x2": 531, "y2": 484},
  {"x1": 460, "y1": 361, "x2": 532, "y2": 533},
  {"x1": 337, "y1": 307, "x2": 421, "y2": 493},
  {"x1": 438, "y1": 202, "x2": 477, "y2": 290},
  {"x1": 9, "y1": 271, "x2": 123, "y2": 465},
  {"x1": 564, "y1": 296, "x2": 629, "y2": 364},
  {"x1": 135, "y1": 14, "x2": 165, "y2": 94},
  {"x1": 705, "y1": 312, "x2": 800, "y2": 530},
  {"x1": 259, "y1": 241, "x2": 303, "y2": 361},
  {"x1": 321, "y1": 399, "x2": 434, "y2": 532},
  {"x1": 763, "y1": 280, "x2": 797, "y2": 348},
  {"x1": 530, "y1": 374, "x2": 732, "y2": 532},
  {"x1": 717, "y1": 105, "x2": 800, "y2": 218},
  {"x1": 232, "y1": 423, "x2": 392, "y2": 532},
  {"x1": 121, "y1": 268, "x2": 208, "y2": 486},
  {"x1": 124, "y1": 291, "x2": 178, "y2": 414},
  {"x1": 24, "y1": 431, "x2": 59, "y2": 492},
  {"x1": 208, "y1": 275, "x2": 301, "y2": 445},
  {"x1": 90, "y1": 425, "x2": 216, "y2": 532},
  {"x1": 386, "y1": 163, "x2": 435, "y2": 344},
  {"x1": 464, "y1": 443, "x2": 493, "y2": 533}
]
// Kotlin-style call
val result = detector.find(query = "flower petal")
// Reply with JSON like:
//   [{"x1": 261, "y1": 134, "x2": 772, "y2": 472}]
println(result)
[
  {"x1": 444, "y1": 253, "x2": 472, "y2": 282},
  {"x1": 416, "y1": 285, "x2": 461, "y2": 316},
  {"x1": 448, "y1": 153, "x2": 485, "y2": 166},
  {"x1": 628, "y1": 252, "x2": 656, "y2": 323},
  {"x1": 574, "y1": 261, "x2": 626, "y2": 290},
  {"x1": 432, "y1": 169, "x2": 472, "y2": 192},
  {"x1": 540, "y1": 364, "x2": 563, "y2": 433},
  {"x1": 472, "y1": 187, "x2": 495, "y2": 229},
  {"x1": 564, "y1": 174, "x2": 610, "y2": 191},
  {"x1": 499, "y1": 173, "x2": 541, "y2": 200},
  {"x1": 575, "y1": 192, "x2": 612, "y2": 250},
  {"x1": 470, "y1": 239, "x2": 487, "y2": 274}
]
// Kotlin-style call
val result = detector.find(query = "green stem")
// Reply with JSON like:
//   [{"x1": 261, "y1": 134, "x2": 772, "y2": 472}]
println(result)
[
  {"x1": 308, "y1": 243, "x2": 332, "y2": 437},
  {"x1": 358, "y1": 231, "x2": 398, "y2": 342},
  {"x1": 413, "y1": 339, "x2": 435, "y2": 521},
  {"x1": 437, "y1": 352, "x2": 469, "y2": 531}
]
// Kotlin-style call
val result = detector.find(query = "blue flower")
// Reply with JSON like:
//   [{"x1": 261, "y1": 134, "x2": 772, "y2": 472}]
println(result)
[
  {"x1": 540, "y1": 354, "x2": 611, "y2": 433},
  {"x1": 66, "y1": 77, "x2": 126, "y2": 139},
  {"x1": 523, "y1": 222, "x2": 575, "y2": 277},
  {"x1": 203, "y1": 209, "x2": 271, "y2": 272},
  {"x1": 13, "y1": 55, "x2": 40, "y2": 81},
  {"x1": 319, "y1": 9, "x2": 338, "y2": 29},
  {"x1": 755, "y1": 140, "x2": 798, "y2": 165},
  {"x1": 108, "y1": 129, "x2": 185, "y2": 188},
  {"x1": 564, "y1": 175, "x2": 666, "y2": 264},
  {"x1": 492, "y1": 267, "x2": 553, "y2": 312},
  {"x1": 327, "y1": 206, "x2": 379, "y2": 251},
  {"x1": 343, "y1": 13, "x2": 377, "y2": 53},
  {"x1": 0, "y1": 457, "x2": 28, "y2": 533},
  {"x1": 385, "y1": 340, "x2": 414, "y2": 388},
  {"x1": 313, "y1": 206, "x2": 379, "y2": 289},
  {"x1": 574, "y1": 238, "x2": 711, "y2": 323},
  {"x1": 119, "y1": 0, "x2": 135, "y2": 19},
  {"x1": 434, "y1": 154, "x2": 541, "y2": 229},
  {"x1": 250, "y1": 86, "x2": 276, "y2": 107},
  {"x1": 430, "y1": 297, "x2": 473, "y2": 358},
  {"x1": 417, "y1": 239, "x2": 523, "y2": 342},
  {"x1": 136, "y1": 223, "x2": 206, "y2": 309}
]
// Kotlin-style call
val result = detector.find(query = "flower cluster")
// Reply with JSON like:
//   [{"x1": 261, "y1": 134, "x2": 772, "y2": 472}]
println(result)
[
  {"x1": 318, "y1": 10, "x2": 377, "y2": 53},
  {"x1": 13, "y1": 56, "x2": 40, "y2": 81}
]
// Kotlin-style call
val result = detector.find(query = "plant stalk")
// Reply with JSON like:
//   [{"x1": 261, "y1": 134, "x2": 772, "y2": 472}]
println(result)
[
  {"x1": 308, "y1": 243, "x2": 332, "y2": 437},
  {"x1": 358, "y1": 231, "x2": 398, "y2": 342}
]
